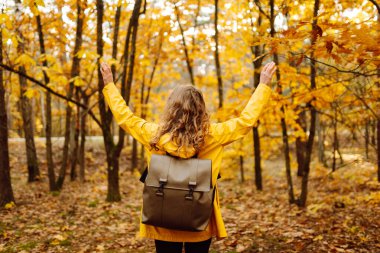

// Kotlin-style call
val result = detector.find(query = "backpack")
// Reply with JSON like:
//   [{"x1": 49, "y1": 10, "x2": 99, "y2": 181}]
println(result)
[{"x1": 140, "y1": 153, "x2": 214, "y2": 231}]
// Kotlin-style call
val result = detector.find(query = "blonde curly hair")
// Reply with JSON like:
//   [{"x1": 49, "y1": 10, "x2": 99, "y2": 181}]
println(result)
[{"x1": 150, "y1": 85, "x2": 210, "y2": 152}]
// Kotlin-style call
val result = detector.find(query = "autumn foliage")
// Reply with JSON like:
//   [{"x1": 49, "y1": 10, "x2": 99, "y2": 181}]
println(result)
[{"x1": 0, "y1": 0, "x2": 380, "y2": 252}]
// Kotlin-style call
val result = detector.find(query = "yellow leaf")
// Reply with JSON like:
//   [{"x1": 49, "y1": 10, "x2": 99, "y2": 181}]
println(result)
[
  {"x1": 50, "y1": 239, "x2": 60, "y2": 246},
  {"x1": 23, "y1": 88, "x2": 39, "y2": 99},
  {"x1": 15, "y1": 53, "x2": 36, "y2": 67},
  {"x1": 4, "y1": 201, "x2": 15, "y2": 209},
  {"x1": 74, "y1": 77, "x2": 84, "y2": 87},
  {"x1": 66, "y1": 12, "x2": 75, "y2": 20},
  {"x1": 35, "y1": 0, "x2": 45, "y2": 7},
  {"x1": 53, "y1": 234, "x2": 67, "y2": 241},
  {"x1": 313, "y1": 235, "x2": 323, "y2": 241}
]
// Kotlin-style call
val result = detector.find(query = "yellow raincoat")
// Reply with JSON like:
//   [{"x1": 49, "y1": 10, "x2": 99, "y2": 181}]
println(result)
[{"x1": 102, "y1": 82, "x2": 272, "y2": 242}]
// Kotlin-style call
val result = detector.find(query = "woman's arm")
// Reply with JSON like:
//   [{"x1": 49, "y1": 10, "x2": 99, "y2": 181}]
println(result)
[
  {"x1": 210, "y1": 62, "x2": 276, "y2": 146},
  {"x1": 100, "y1": 62, "x2": 158, "y2": 147}
]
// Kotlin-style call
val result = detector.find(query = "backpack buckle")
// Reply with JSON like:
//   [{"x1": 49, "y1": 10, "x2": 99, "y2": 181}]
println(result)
[
  {"x1": 185, "y1": 182, "x2": 196, "y2": 200},
  {"x1": 156, "y1": 178, "x2": 167, "y2": 197}
]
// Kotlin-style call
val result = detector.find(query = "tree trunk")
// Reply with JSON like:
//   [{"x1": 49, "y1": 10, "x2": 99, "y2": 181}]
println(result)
[
  {"x1": 174, "y1": 4, "x2": 195, "y2": 86},
  {"x1": 56, "y1": 0, "x2": 85, "y2": 189},
  {"x1": 118, "y1": 0, "x2": 144, "y2": 179},
  {"x1": 296, "y1": 110, "x2": 307, "y2": 176},
  {"x1": 368, "y1": 0, "x2": 380, "y2": 182},
  {"x1": 249, "y1": 0, "x2": 264, "y2": 191},
  {"x1": 240, "y1": 155, "x2": 245, "y2": 183},
  {"x1": 98, "y1": 0, "x2": 146, "y2": 202},
  {"x1": 316, "y1": 112, "x2": 326, "y2": 166},
  {"x1": 131, "y1": 138, "x2": 138, "y2": 171},
  {"x1": 365, "y1": 120, "x2": 369, "y2": 159},
  {"x1": 111, "y1": 4, "x2": 121, "y2": 82},
  {"x1": 39, "y1": 90, "x2": 46, "y2": 137},
  {"x1": 70, "y1": 88, "x2": 81, "y2": 181},
  {"x1": 15, "y1": 0, "x2": 40, "y2": 182},
  {"x1": 371, "y1": 119, "x2": 376, "y2": 146},
  {"x1": 377, "y1": 119, "x2": 380, "y2": 182},
  {"x1": 270, "y1": 0, "x2": 295, "y2": 203},
  {"x1": 139, "y1": 29, "x2": 163, "y2": 172},
  {"x1": 214, "y1": 0, "x2": 223, "y2": 108},
  {"x1": 332, "y1": 104, "x2": 338, "y2": 171},
  {"x1": 35, "y1": 10, "x2": 58, "y2": 190},
  {"x1": 79, "y1": 96, "x2": 89, "y2": 183},
  {"x1": 253, "y1": 128, "x2": 262, "y2": 190},
  {"x1": 298, "y1": 0, "x2": 320, "y2": 207},
  {"x1": 0, "y1": 26, "x2": 15, "y2": 207}
]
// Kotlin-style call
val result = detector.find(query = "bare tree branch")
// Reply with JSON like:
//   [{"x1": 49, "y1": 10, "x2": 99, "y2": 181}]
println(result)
[{"x1": 0, "y1": 63, "x2": 102, "y2": 127}]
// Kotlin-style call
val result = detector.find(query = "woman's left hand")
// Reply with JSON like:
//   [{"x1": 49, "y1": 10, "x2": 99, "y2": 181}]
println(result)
[
  {"x1": 259, "y1": 61, "x2": 277, "y2": 87},
  {"x1": 100, "y1": 62, "x2": 113, "y2": 85}
]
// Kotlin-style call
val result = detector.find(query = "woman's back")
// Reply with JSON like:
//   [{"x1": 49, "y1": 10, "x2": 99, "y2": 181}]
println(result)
[{"x1": 100, "y1": 61, "x2": 276, "y2": 249}]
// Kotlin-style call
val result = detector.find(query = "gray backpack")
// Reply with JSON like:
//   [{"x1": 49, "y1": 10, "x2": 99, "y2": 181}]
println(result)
[{"x1": 140, "y1": 153, "x2": 214, "y2": 231}]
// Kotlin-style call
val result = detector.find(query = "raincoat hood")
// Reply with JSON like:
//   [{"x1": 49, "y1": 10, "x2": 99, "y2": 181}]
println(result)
[{"x1": 158, "y1": 133, "x2": 197, "y2": 158}]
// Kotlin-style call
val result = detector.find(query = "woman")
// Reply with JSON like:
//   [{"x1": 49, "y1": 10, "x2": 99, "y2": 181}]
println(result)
[{"x1": 100, "y1": 61, "x2": 276, "y2": 253}]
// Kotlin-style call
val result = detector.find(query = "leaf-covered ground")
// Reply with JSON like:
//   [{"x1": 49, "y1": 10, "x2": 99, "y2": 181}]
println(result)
[{"x1": 1, "y1": 140, "x2": 379, "y2": 253}]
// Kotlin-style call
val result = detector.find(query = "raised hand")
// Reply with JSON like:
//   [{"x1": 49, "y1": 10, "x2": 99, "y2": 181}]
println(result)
[
  {"x1": 100, "y1": 62, "x2": 113, "y2": 86},
  {"x1": 259, "y1": 61, "x2": 277, "y2": 86}
]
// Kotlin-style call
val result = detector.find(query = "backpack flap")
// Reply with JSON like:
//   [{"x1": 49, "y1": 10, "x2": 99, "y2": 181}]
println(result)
[{"x1": 145, "y1": 154, "x2": 211, "y2": 192}]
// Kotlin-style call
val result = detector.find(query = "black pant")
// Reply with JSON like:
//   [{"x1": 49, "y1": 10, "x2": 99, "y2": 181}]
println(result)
[{"x1": 155, "y1": 238, "x2": 212, "y2": 253}]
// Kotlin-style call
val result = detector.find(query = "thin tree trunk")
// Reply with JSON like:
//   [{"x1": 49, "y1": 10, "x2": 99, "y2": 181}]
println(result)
[
  {"x1": 79, "y1": 96, "x2": 89, "y2": 183},
  {"x1": 240, "y1": 155, "x2": 245, "y2": 183},
  {"x1": 214, "y1": 0, "x2": 223, "y2": 108},
  {"x1": 332, "y1": 104, "x2": 338, "y2": 171},
  {"x1": 270, "y1": 0, "x2": 295, "y2": 203},
  {"x1": 122, "y1": 0, "x2": 144, "y2": 174},
  {"x1": 371, "y1": 119, "x2": 376, "y2": 145},
  {"x1": 365, "y1": 120, "x2": 369, "y2": 159},
  {"x1": 174, "y1": 4, "x2": 195, "y2": 86},
  {"x1": 139, "y1": 29, "x2": 163, "y2": 172},
  {"x1": 57, "y1": 0, "x2": 85, "y2": 189},
  {"x1": 99, "y1": 0, "x2": 145, "y2": 202},
  {"x1": 35, "y1": 9, "x2": 58, "y2": 191},
  {"x1": 97, "y1": 0, "x2": 120, "y2": 202},
  {"x1": 111, "y1": 3, "x2": 121, "y2": 81},
  {"x1": 296, "y1": 110, "x2": 307, "y2": 176},
  {"x1": 376, "y1": 4, "x2": 380, "y2": 181},
  {"x1": 377, "y1": 119, "x2": 380, "y2": 182},
  {"x1": 39, "y1": 90, "x2": 46, "y2": 137},
  {"x1": 316, "y1": 112, "x2": 326, "y2": 166},
  {"x1": 298, "y1": 0, "x2": 320, "y2": 207},
  {"x1": 131, "y1": 138, "x2": 138, "y2": 171},
  {"x1": 249, "y1": 0, "x2": 264, "y2": 191},
  {"x1": 15, "y1": 0, "x2": 40, "y2": 182},
  {"x1": 0, "y1": 25, "x2": 15, "y2": 207},
  {"x1": 70, "y1": 88, "x2": 80, "y2": 181}
]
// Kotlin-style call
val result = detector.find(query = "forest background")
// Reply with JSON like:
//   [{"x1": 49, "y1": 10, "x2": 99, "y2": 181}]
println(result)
[{"x1": 0, "y1": 0, "x2": 379, "y2": 252}]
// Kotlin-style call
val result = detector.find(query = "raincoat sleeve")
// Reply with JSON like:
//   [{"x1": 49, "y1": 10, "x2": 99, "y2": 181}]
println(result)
[
  {"x1": 210, "y1": 83, "x2": 272, "y2": 146},
  {"x1": 102, "y1": 82, "x2": 158, "y2": 147}
]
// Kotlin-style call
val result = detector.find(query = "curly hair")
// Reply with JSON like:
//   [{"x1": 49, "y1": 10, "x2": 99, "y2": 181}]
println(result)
[{"x1": 150, "y1": 84, "x2": 210, "y2": 153}]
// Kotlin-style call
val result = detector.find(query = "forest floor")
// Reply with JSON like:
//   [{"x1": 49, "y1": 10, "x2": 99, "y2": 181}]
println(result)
[{"x1": 1, "y1": 139, "x2": 379, "y2": 253}]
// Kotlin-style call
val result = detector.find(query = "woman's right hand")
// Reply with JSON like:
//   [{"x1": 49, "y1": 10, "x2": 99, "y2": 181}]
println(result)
[
  {"x1": 100, "y1": 62, "x2": 114, "y2": 86},
  {"x1": 259, "y1": 61, "x2": 277, "y2": 86}
]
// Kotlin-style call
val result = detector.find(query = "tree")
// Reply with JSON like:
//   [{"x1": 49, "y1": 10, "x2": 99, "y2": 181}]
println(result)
[
  {"x1": 56, "y1": 0, "x2": 85, "y2": 190},
  {"x1": 269, "y1": 0, "x2": 295, "y2": 203},
  {"x1": 214, "y1": 0, "x2": 223, "y2": 108},
  {"x1": 35, "y1": 1, "x2": 57, "y2": 191},
  {"x1": 0, "y1": 21, "x2": 15, "y2": 207},
  {"x1": 297, "y1": 0, "x2": 320, "y2": 207},
  {"x1": 15, "y1": 0, "x2": 40, "y2": 182},
  {"x1": 368, "y1": 0, "x2": 380, "y2": 182}
]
